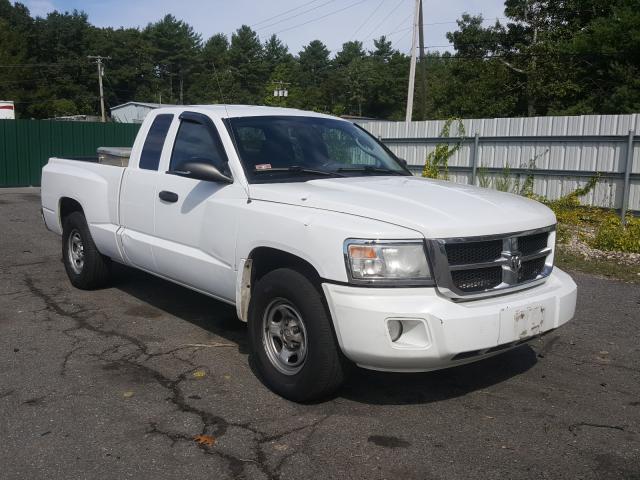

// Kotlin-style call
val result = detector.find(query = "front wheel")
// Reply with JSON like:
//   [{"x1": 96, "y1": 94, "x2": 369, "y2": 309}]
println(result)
[{"x1": 248, "y1": 268, "x2": 346, "y2": 402}]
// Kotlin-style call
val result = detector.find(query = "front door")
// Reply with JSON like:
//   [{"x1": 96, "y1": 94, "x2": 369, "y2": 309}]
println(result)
[{"x1": 152, "y1": 112, "x2": 240, "y2": 302}]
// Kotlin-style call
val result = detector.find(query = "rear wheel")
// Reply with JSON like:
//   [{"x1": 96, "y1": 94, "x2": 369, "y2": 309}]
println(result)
[
  {"x1": 248, "y1": 268, "x2": 346, "y2": 402},
  {"x1": 62, "y1": 211, "x2": 111, "y2": 289}
]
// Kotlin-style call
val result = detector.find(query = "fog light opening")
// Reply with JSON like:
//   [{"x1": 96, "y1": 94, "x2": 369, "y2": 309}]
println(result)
[{"x1": 387, "y1": 320, "x2": 403, "y2": 342}]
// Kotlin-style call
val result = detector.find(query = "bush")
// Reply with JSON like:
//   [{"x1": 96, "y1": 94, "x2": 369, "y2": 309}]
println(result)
[{"x1": 590, "y1": 215, "x2": 640, "y2": 253}]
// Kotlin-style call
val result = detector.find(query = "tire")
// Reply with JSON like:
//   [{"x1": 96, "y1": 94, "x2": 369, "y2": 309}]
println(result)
[
  {"x1": 248, "y1": 268, "x2": 346, "y2": 402},
  {"x1": 62, "y1": 211, "x2": 111, "y2": 290}
]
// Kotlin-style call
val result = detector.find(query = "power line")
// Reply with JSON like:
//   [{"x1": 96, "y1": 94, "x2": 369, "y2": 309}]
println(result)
[
  {"x1": 381, "y1": 12, "x2": 413, "y2": 37},
  {"x1": 0, "y1": 62, "x2": 88, "y2": 69},
  {"x1": 251, "y1": 0, "x2": 321, "y2": 27},
  {"x1": 351, "y1": 0, "x2": 386, "y2": 40},
  {"x1": 363, "y1": 15, "x2": 508, "y2": 46},
  {"x1": 274, "y1": 0, "x2": 369, "y2": 35},
  {"x1": 364, "y1": 0, "x2": 407, "y2": 41},
  {"x1": 394, "y1": 26, "x2": 413, "y2": 44},
  {"x1": 256, "y1": 0, "x2": 336, "y2": 31}
]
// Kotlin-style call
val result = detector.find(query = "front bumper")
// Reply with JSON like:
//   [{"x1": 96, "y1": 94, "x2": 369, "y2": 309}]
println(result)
[{"x1": 322, "y1": 268, "x2": 577, "y2": 372}]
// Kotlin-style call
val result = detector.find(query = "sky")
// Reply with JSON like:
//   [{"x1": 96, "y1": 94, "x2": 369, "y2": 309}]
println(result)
[{"x1": 14, "y1": 0, "x2": 506, "y2": 55}]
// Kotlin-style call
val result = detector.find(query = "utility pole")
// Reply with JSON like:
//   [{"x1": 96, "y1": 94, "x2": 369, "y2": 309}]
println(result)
[
  {"x1": 405, "y1": 0, "x2": 422, "y2": 123},
  {"x1": 88, "y1": 55, "x2": 110, "y2": 122}
]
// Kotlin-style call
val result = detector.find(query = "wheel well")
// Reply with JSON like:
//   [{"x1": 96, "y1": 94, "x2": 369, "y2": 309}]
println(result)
[
  {"x1": 238, "y1": 247, "x2": 324, "y2": 322},
  {"x1": 59, "y1": 197, "x2": 83, "y2": 225},
  {"x1": 249, "y1": 247, "x2": 321, "y2": 288}
]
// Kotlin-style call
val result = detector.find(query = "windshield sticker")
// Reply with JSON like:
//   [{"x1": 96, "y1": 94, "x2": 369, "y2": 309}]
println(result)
[{"x1": 255, "y1": 164, "x2": 272, "y2": 170}]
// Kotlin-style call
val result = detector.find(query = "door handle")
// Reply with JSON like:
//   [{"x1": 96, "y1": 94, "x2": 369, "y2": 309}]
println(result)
[{"x1": 159, "y1": 190, "x2": 179, "y2": 203}]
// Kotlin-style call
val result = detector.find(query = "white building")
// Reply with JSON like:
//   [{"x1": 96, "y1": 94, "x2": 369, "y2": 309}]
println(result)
[
  {"x1": 0, "y1": 101, "x2": 15, "y2": 120},
  {"x1": 110, "y1": 101, "x2": 175, "y2": 124}
]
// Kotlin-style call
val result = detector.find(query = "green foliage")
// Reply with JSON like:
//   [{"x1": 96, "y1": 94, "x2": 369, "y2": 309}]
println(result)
[
  {"x1": 494, "y1": 163, "x2": 512, "y2": 192},
  {"x1": 590, "y1": 214, "x2": 640, "y2": 253},
  {"x1": 542, "y1": 175, "x2": 601, "y2": 244},
  {"x1": 476, "y1": 165, "x2": 491, "y2": 188},
  {"x1": 546, "y1": 175, "x2": 600, "y2": 213},
  {"x1": 422, "y1": 118, "x2": 466, "y2": 180},
  {"x1": 0, "y1": 0, "x2": 638, "y2": 119}
]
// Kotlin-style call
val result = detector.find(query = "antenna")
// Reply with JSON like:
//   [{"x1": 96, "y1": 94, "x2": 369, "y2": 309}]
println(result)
[
  {"x1": 210, "y1": 60, "x2": 230, "y2": 119},
  {"x1": 211, "y1": 60, "x2": 251, "y2": 201}
]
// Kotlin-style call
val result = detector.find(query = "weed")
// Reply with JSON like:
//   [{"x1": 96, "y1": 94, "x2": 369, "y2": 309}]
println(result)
[
  {"x1": 590, "y1": 214, "x2": 640, "y2": 253},
  {"x1": 422, "y1": 118, "x2": 466, "y2": 180}
]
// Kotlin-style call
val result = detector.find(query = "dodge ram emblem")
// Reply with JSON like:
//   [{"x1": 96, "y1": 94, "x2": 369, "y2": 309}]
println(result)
[{"x1": 509, "y1": 254, "x2": 522, "y2": 272}]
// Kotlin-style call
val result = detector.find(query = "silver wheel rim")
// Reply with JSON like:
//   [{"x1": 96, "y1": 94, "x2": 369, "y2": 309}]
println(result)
[
  {"x1": 67, "y1": 229, "x2": 84, "y2": 274},
  {"x1": 262, "y1": 298, "x2": 308, "y2": 375}
]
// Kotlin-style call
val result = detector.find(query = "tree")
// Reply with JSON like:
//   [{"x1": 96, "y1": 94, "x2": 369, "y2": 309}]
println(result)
[
  {"x1": 186, "y1": 33, "x2": 231, "y2": 104},
  {"x1": 227, "y1": 25, "x2": 266, "y2": 104},
  {"x1": 1, "y1": 0, "x2": 638, "y2": 120},
  {"x1": 296, "y1": 40, "x2": 331, "y2": 111},
  {"x1": 90, "y1": 27, "x2": 155, "y2": 107},
  {"x1": 366, "y1": 37, "x2": 410, "y2": 119},
  {"x1": 263, "y1": 34, "x2": 290, "y2": 72},
  {"x1": 144, "y1": 14, "x2": 202, "y2": 104}
]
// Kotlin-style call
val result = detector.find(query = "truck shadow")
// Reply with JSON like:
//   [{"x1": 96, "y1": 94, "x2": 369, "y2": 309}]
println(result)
[
  {"x1": 338, "y1": 346, "x2": 538, "y2": 405},
  {"x1": 111, "y1": 264, "x2": 539, "y2": 405},
  {"x1": 111, "y1": 264, "x2": 249, "y2": 355}
]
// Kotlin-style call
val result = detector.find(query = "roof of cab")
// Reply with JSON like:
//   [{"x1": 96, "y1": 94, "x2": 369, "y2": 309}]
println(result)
[{"x1": 151, "y1": 104, "x2": 344, "y2": 121}]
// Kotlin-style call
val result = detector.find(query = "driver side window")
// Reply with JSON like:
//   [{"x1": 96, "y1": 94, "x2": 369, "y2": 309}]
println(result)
[{"x1": 170, "y1": 119, "x2": 230, "y2": 176}]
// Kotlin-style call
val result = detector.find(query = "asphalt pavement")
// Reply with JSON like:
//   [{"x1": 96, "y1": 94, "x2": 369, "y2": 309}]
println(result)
[{"x1": 0, "y1": 188, "x2": 638, "y2": 480}]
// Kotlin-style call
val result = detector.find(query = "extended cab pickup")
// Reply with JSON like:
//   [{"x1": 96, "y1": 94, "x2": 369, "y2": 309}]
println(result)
[{"x1": 41, "y1": 105, "x2": 577, "y2": 401}]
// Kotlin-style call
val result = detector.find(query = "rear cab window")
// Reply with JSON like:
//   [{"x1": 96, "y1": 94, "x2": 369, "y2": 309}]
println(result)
[{"x1": 139, "y1": 114, "x2": 173, "y2": 170}]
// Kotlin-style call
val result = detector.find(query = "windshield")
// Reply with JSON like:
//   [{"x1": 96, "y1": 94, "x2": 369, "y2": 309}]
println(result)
[{"x1": 227, "y1": 116, "x2": 409, "y2": 183}]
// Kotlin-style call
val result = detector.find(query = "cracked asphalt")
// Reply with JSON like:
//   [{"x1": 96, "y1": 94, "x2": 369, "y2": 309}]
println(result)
[{"x1": 1, "y1": 188, "x2": 639, "y2": 480}]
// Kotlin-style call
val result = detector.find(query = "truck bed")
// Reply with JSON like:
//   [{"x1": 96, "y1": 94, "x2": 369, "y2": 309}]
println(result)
[{"x1": 41, "y1": 157, "x2": 127, "y2": 262}]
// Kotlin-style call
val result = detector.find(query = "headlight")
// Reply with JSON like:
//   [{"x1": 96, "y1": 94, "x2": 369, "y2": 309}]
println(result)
[{"x1": 344, "y1": 239, "x2": 433, "y2": 285}]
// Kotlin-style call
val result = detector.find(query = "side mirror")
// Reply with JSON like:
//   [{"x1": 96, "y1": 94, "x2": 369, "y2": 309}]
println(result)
[
  {"x1": 169, "y1": 161, "x2": 233, "y2": 184},
  {"x1": 397, "y1": 158, "x2": 408, "y2": 168}
]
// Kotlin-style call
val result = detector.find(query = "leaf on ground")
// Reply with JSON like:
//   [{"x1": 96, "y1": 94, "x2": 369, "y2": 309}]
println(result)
[
  {"x1": 194, "y1": 434, "x2": 215, "y2": 447},
  {"x1": 123, "y1": 391, "x2": 134, "y2": 398},
  {"x1": 192, "y1": 370, "x2": 207, "y2": 378}
]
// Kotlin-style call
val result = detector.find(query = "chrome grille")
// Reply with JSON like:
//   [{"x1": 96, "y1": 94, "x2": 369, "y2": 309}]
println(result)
[
  {"x1": 445, "y1": 240, "x2": 502, "y2": 266},
  {"x1": 518, "y1": 257, "x2": 546, "y2": 283},
  {"x1": 427, "y1": 226, "x2": 555, "y2": 300},
  {"x1": 451, "y1": 267, "x2": 502, "y2": 292},
  {"x1": 518, "y1": 232, "x2": 549, "y2": 256}
]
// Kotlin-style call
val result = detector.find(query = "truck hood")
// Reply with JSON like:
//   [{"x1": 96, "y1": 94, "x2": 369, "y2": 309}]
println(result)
[{"x1": 249, "y1": 176, "x2": 556, "y2": 238}]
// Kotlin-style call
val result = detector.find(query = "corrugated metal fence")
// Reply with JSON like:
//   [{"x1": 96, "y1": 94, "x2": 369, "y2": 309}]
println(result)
[
  {"x1": 357, "y1": 114, "x2": 640, "y2": 214},
  {"x1": 0, "y1": 120, "x2": 140, "y2": 187}
]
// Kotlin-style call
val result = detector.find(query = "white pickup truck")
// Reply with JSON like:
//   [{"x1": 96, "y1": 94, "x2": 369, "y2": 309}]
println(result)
[{"x1": 41, "y1": 105, "x2": 577, "y2": 401}]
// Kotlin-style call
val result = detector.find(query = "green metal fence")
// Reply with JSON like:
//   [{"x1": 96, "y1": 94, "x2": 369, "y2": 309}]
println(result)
[{"x1": 0, "y1": 120, "x2": 141, "y2": 187}]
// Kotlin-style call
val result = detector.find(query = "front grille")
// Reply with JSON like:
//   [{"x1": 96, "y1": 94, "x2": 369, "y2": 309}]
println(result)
[
  {"x1": 518, "y1": 257, "x2": 546, "y2": 282},
  {"x1": 518, "y1": 232, "x2": 548, "y2": 256},
  {"x1": 429, "y1": 226, "x2": 554, "y2": 299},
  {"x1": 445, "y1": 240, "x2": 502, "y2": 266},
  {"x1": 451, "y1": 267, "x2": 502, "y2": 292}
]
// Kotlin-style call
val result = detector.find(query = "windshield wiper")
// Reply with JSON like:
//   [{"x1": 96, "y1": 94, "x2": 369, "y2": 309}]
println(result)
[
  {"x1": 252, "y1": 166, "x2": 345, "y2": 177},
  {"x1": 337, "y1": 166, "x2": 407, "y2": 176}
]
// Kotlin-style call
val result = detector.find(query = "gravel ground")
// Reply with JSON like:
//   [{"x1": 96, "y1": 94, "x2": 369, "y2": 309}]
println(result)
[{"x1": 0, "y1": 188, "x2": 639, "y2": 480}]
